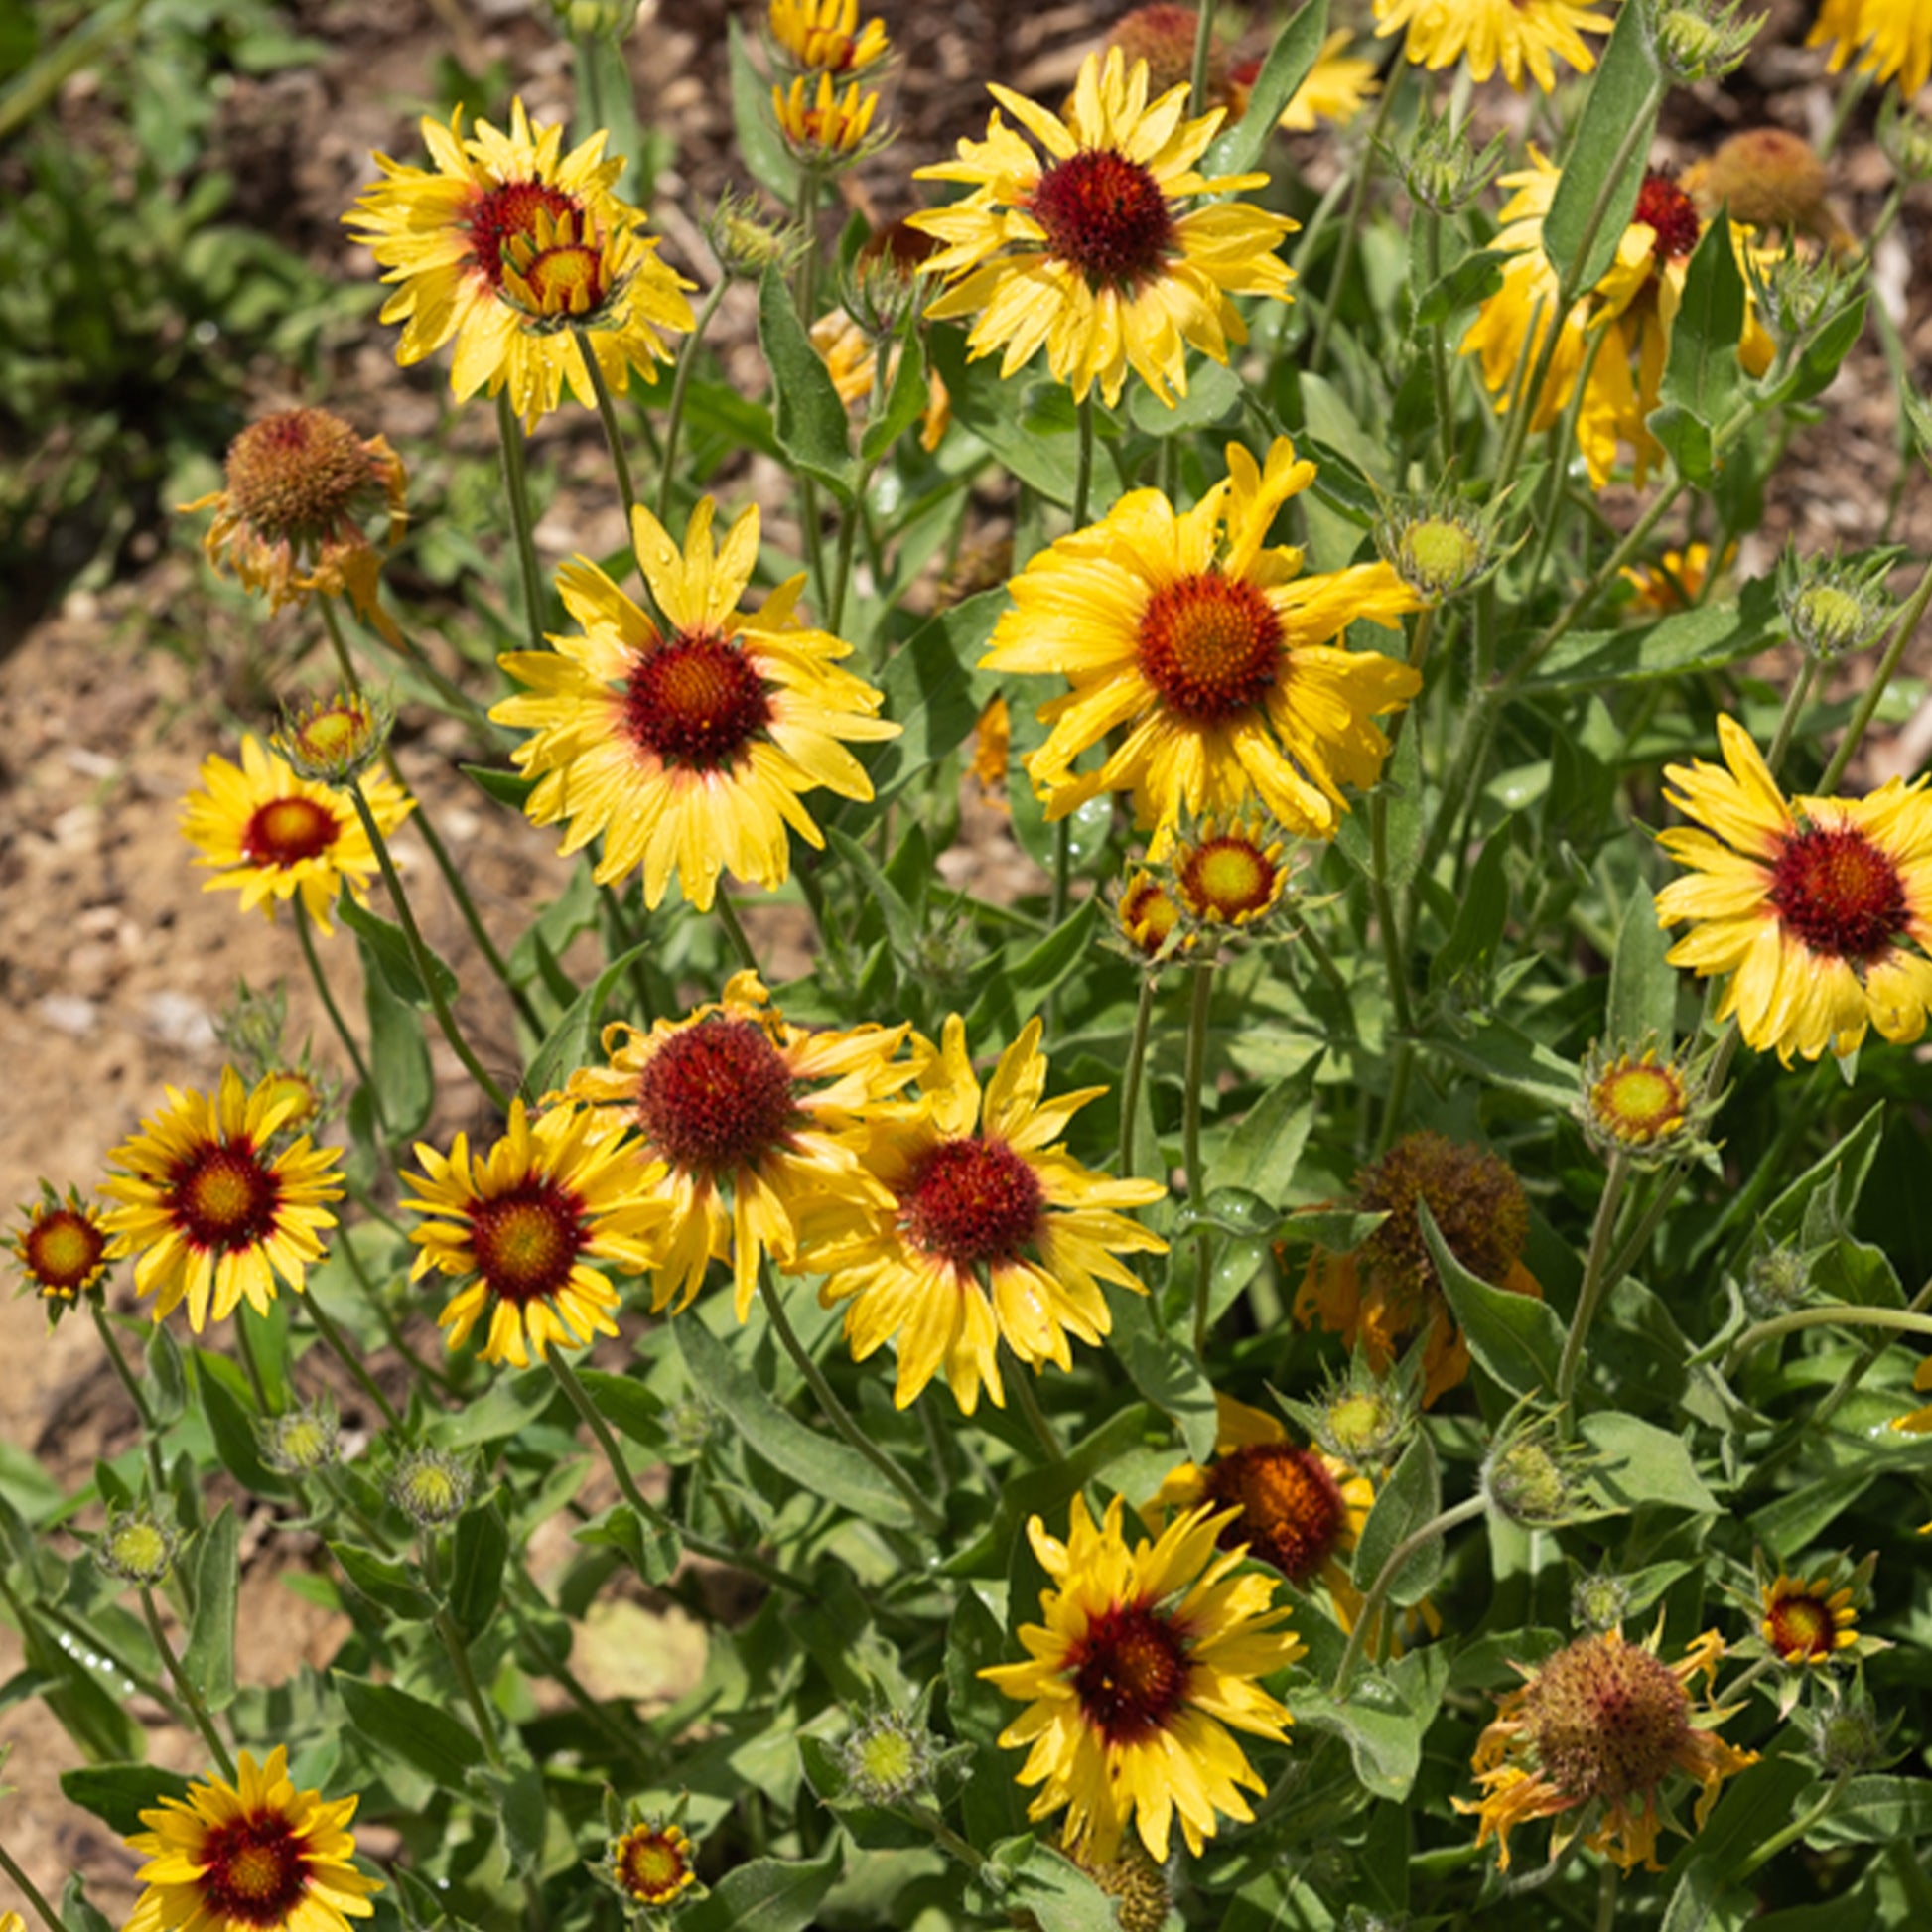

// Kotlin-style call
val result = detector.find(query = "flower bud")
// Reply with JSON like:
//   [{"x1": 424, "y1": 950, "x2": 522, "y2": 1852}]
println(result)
[
  {"x1": 1571, "y1": 1568, "x2": 1632, "y2": 1635},
  {"x1": 1653, "y1": 0, "x2": 1765, "y2": 84},
  {"x1": 273, "y1": 690, "x2": 394, "y2": 789},
  {"x1": 11, "y1": 1185, "x2": 112, "y2": 1306},
  {"x1": 1081, "y1": 1844, "x2": 1173, "y2": 1932},
  {"x1": 1393, "y1": 104, "x2": 1509, "y2": 218},
  {"x1": 1282, "y1": 1350, "x2": 1420, "y2": 1472},
  {"x1": 1581, "y1": 1038, "x2": 1710, "y2": 1168},
  {"x1": 602, "y1": 1815, "x2": 702, "y2": 1911},
  {"x1": 1878, "y1": 93, "x2": 1932, "y2": 185},
  {"x1": 1114, "y1": 869, "x2": 1187, "y2": 965},
  {"x1": 1483, "y1": 1412, "x2": 1592, "y2": 1529},
  {"x1": 704, "y1": 189, "x2": 808, "y2": 283},
  {"x1": 1795, "y1": 1692, "x2": 1901, "y2": 1775},
  {"x1": 1744, "y1": 1243, "x2": 1811, "y2": 1314},
  {"x1": 260, "y1": 1399, "x2": 342, "y2": 1476},
  {"x1": 1376, "y1": 497, "x2": 1500, "y2": 603},
  {"x1": 839, "y1": 1709, "x2": 944, "y2": 1807},
  {"x1": 99, "y1": 1505, "x2": 181, "y2": 1586},
  {"x1": 387, "y1": 1446, "x2": 474, "y2": 1530},
  {"x1": 1777, "y1": 546, "x2": 1895, "y2": 662}
]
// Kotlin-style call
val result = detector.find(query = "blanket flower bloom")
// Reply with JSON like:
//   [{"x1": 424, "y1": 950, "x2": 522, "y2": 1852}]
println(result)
[
  {"x1": 1655, "y1": 715, "x2": 1932, "y2": 1062},
  {"x1": 1462, "y1": 154, "x2": 1773, "y2": 485},
  {"x1": 124, "y1": 1746, "x2": 378, "y2": 1932},
  {"x1": 344, "y1": 98, "x2": 693, "y2": 428},
  {"x1": 768, "y1": 0, "x2": 889, "y2": 75},
  {"x1": 560, "y1": 971, "x2": 914, "y2": 1318},
  {"x1": 11, "y1": 1186, "x2": 111, "y2": 1303},
  {"x1": 1374, "y1": 0, "x2": 1614, "y2": 92},
  {"x1": 100, "y1": 1068, "x2": 343, "y2": 1332},
  {"x1": 1454, "y1": 1628, "x2": 1757, "y2": 1871},
  {"x1": 491, "y1": 498, "x2": 896, "y2": 910},
  {"x1": 984, "y1": 437, "x2": 1420, "y2": 855},
  {"x1": 181, "y1": 407, "x2": 407, "y2": 630},
  {"x1": 181, "y1": 735, "x2": 415, "y2": 936},
  {"x1": 982, "y1": 1495, "x2": 1302, "y2": 1863},
  {"x1": 404, "y1": 1100, "x2": 672, "y2": 1367},
  {"x1": 810, "y1": 1016, "x2": 1166, "y2": 1413},
  {"x1": 1809, "y1": 0, "x2": 1932, "y2": 99},
  {"x1": 907, "y1": 48, "x2": 1296, "y2": 407}
]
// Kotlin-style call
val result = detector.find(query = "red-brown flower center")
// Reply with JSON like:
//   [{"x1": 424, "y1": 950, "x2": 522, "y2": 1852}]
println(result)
[
  {"x1": 899, "y1": 1137, "x2": 1044, "y2": 1269},
  {"x1": 634, "y1": 1017, "x2": 797, "y2": 1175},
  {"x1": 1119, "y1": 873, "x2": 1181, "y2": 956},
  {"x1": 240, "y1": 796, "x2": 341, "y2": 870},
  {"x1": 1200, "y1": 1443, "x2": 1347, "y2": 1585},
  {"x1": 1765, "y1": 1589, "x2": 1836, "y2": 1661},
  {"x1": 172, "y1": 1145, "x2": 281, "y2": 1255},
  {"x1": 1521, "y1": 1634, "x2": 1693, "y2": 1803},
  {"x1": 1068, "y1": 1599, "x2": 1190, "y2": 1745},
  {"x1": 1768, "y1": 823, "x2": 1909, "y2": 963},
  {"x1": 469, "y1": 1177, "x2": 587, "y2": 1305},
  {"x1": 502, "y1": 210, "x2": 612, "y2": 318},
  {"x1": 624, "y1": 635, "x2": 773, "y2": 771},
  {"x1": 24, "y1": 1209, "x2": 106, "y2": 1295},
  {"x1": 1137, "y1": 572, "x2": 1284, "y2": 722},
  {"x1": 1634, "y1": 172, "x2": 1701, "y2": 263},
  {"x1": 615, "y1": 1826, "x2": 694, "y2": 1905},
  {"x1": 467, "y1": 179, "x2": 581, "y2": 289},
  {"x1": 1178, "y1": 835, "x2": 1279, "y2": 921},
  {"x1": 1030, "y1": 148, "x2": 1176, "y2": 291},
  {"x1": 199, "y1": 1812, "x2": 310, "y2": 1925}
]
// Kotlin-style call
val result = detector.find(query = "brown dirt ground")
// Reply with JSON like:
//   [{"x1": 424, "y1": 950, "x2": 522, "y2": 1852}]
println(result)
[{"x1": 5, "y1": 0, "x2": 1932, "y2": 1907}]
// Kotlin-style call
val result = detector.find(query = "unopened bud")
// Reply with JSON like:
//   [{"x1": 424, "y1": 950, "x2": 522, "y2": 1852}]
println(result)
[
  {"x1": 387, "y1": 1446, "x2": 473, "y2": 1530},
  {"x1": 100, "y1": 1506, "x2": 181, "y2": 1586}
]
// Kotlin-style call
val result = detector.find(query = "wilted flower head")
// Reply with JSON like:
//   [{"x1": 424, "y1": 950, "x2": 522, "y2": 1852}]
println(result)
[
  {"x1": 181, "y1": 408, "x2": 407, "y2": 632},
  {"x1": 387, "y1": 1446, "x2": 474, "y2": 1530},
  {"x1": 1079, "y1": 1843, "x2": 1173, "y2": 1932},
  {"x1": 1685, "y1": 127, "x2": 1844, "y2": 247},
  {"x1": 99, "y1": 1504, "x2": 182, "y2": 1587},
  {"x1": 1105, "y1": 4, "x2": 1235, "y2": 109}
]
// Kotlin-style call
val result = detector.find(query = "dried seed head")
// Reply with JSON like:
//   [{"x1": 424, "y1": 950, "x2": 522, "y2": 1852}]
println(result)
[{"x1": 1080, "y1": 1842, "x2": 1173, "y2": 1932}]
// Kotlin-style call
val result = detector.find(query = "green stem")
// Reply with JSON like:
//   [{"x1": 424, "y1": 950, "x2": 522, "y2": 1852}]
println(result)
[
  {"x1": 1593, "y1": 1859, "x2": 1619, "y2": 1932},
  {"x1": 504, "y1": 1580, "x2": 654, "y2": 1771},
  {"x1": 495, "y1": 390, "x2": 547, "y2": 655},
  {"x1": 346, "y1": 784, "x2": 512, "y2": 1114},
  {"x1": 302, "y1": 1292, "x2": 401, "y2": 1429},
  {"x1": 1331, "y1": 1493, "x2": 1487, "y2": 1697},
  {"x1": 234, "y1": 1310, "x2": 276, "y2": 1415},
  {"x1": 1187, "y1": 0, "x2": 1218, "y2": 116},
  {"x1": 293, "y1": 896, "x2": 381, "y2": 1128},
  {"x1": 0, "y1": 1837, "x2": 67, "y2": 1932},
  {"x1": 1732, "y1": 1774, "x2": 1848, "y2": 1880},
  {"x1": 422, "y1": 1537, "x2": 506, "y2": 1771},
  {"x1": 139, "y1": 1585, "x2": 236, "y2": 1778},
  {"x1": 332, "y1": 1210, "x2": 461, "y2": 1395},
  {"x1": 547, "y1": 1345, "x2": 814, "y2": 1593},
  {"x1": 757, "y1": 1264, "x2": 945, "y2": 1534},
  {"x1": 576, "y1": 324, "x2": 641, "y2": 551},
  {"x1": 1719, "y1": 1303, "x2": 1932, "y2": 1372},
  {"x1": 1818, "y1": 554, "x2": 1932, "y2": 791},
  {"x1": 91, "y1": 1301, "x2": 167, "y2": 1496},
  {"x1": 1310, "y1": 76, "x2": 1399, "y2": 372},
  {"x1": 1118, "y1": 975, "x2": 1157, "y2": 1177},
  {"x1": 1009, "y1": 1361, "x2": 1065, "y2": 1463},
  {"x1": 1425, "y1": 207, "x2": 1454, "y2": 473},
  {"x1": 714, "y1": 889, "x2": 760, "y2": 974},
  {"x1": 1556, "y1": 1153, "x2": 1632, "y2": 1411},
  {"x1": 1370, "y1": 788, "x2": 1415, "y2": 1035},
  {"x1": 1185, "y1": 960, "x2": 1217, "y2": 1357},
  {"x1": 1809, "y1": 1267, "x2": 1932, "y2": 1438},
  {"x1": 1765, "y1": 658, "x2": 1818, "y2": 774},
  {"x1": 320, "y1": 596, "x2": 361, "y2": 689}
]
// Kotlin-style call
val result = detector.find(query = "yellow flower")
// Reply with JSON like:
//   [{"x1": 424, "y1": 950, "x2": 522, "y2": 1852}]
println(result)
[
  {"x1": 1453, "y1": 1628, "x2": 1758, "y2": 1871},
  {"x1": 772, "y1": 71, "x2": 884, "y2": 160},
  {"x1": 1171, "y1": 812, "x2": 1291, "y2": 931},
  {"x1": 768, "y1": 0, "x2": 889, "y2": 74},
  {"x1": 490, "y1": 498, "x2": 897, "y2": 911},
  {"x1": 403, "y1": 1099, "x2": 671, "y2": 1368},
  {"x1": 180, "y1": 408, "x2": 406, "y2": 633},
  {"x1": 10, "y1": 1185, "x2": 111, "y2": 1301},
  {"x1": 810, "y1": 1015, "x2": 1167, "y2": 1414},
  {"x1": 981, "y1": 1495, "x2": 1304, "y2": 1863},
  {"x1": 1654, "y1": 715, "x2": 1932, "y2": 1062},
  {"x1": 100, "y1": 1068, "x2": 344, "y2": 1333},
  {"x1": 1116, "y1": 869, "x2": 1185, "y2": 960},
  {"x1": 1149, "y1": 1395, "x2": 1375, "y2": 1627},
  {"x1": 809, "y1": 307, "x2": 951, "y2": 451},
  {"x1": 1893, "y1": 1353, "x2": 1932, "y2": 1436},
  {"x1": 1275, "y1": 32, "x2": 1380, "y2": 131},
  {"x1": 1810, "y1": 0, "x2": 1932, "y2": 99},
  {"x1": 560, "y1": 971, "x2": 914, "y2": 1319},
  {"x1": 1760, "y1": 1572, "x2": 1860, "y2": 1665},
  {"x1": 344, "y1": 98, "x2": 693, "y2": 428},
  {"x1": 1374, "y1": 0, "x2": 1615, "y2": 92},
  {"x1": 608, "y1": 1819, "x2": 701, "y2": 1907},
  {"x1": 180, "y1": 735, "x2": 416, "y2": 936},
  {"x1": 1622, "y1": 542, "x2": 1726, "y2": 614},
  {"x1": 124, "y1": 1746, "x2": 377, "y2": 1932},
  {"x1": 907, "y1": 48, "x2": 1297, "y2": 407},
  {"x1": 983, "y1": 436, "x2": 1421, "y2": 855},
  {"x1": 1461, "y1": 155, "x2": 1774, "y2": 486},
  {"x1": 1294, "y1": 1130, "x2": 1543, "y2": 1407}
]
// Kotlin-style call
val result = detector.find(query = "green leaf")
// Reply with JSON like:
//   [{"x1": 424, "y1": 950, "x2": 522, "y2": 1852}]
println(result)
[
  {"x1": 1129, "y1": 359, "x2": 1243, "y2": 438},
  {"x1": 573, "y1": 1502, "x2": 682, "y2": 1585},
  {"x1": 1808, "y1": 1775, "x2": 1932, "y2": 1846},
  {"x1": 431, "y1": 1368, "x2": 557, "y2": 1449},
  {"x1": 1652, "y1": 217, "x2": 1747, "y2": 483},
  {"x1": 1519, "y1": 573, "x2": 1783, "y2": 690},
  {"x1": 856, "y1": 588, "x2": 1001, "y2": 807},
  {"x1": 1429, "y1": 834, "x2": 1510, "y2": 996},
  {"x1": 461, "y1": 763, "x2": 537, "y2": 810},
  {"x1": 1202, "y1": 0, "x2": 1330, "y2": 178},
  {"x1": 575, "y1": 1369, "x2": 666, "y2": 1449},
  {"x1": 759, "y1": 266, "x2": 857, "y2": 502},
  {"x1": 1414, "y1": 248, "x2": 1506, "y2": 329},
  {"x1": 925, "y1": 326, "x2": 1087, "y2": 506},
  {"x1": 727, "y1": 16, "x2": 800, "y2": 202},
  {"x1": 673, "y1": 1314, "x2": 916, "y2": 1528},
  {"x1": 1608, "y1": 881, "x2": 1678, "y2": 1047},
  {"x1": 827, "y1": 827, "x2": 921, "y2": 967},
  {"x1": 966, "y1": 898, "x2": 1105, "y2": 1038},
  {"x1": 337, "y1": 890, "x2": 460, "y2": 1009},
  {"x1": 679, "y1": 1842, "x2": 843, "y2": 1932},
  {"x1": 1542, "y1": 0, "x2": 1663, "y2": 293},
  {"x1": 60, "y1": 1764, "x2": 193, "y2": 1837},
  {"x1": 1214, "y1": 1065, "x2": 1320, "y2": 1207},
  {"x1": 145, "y1": 1319, "x2": 187, "y2": 1427},
  {"x1": 61, "y1": 1875, "x2": 116, "y2": 1932},
  {"x1": 335, "y1": 1673, "x2": 485, "y2": 1792},
  {"x1": 1748, "y1": 1470, "x2": 1875, "y2": 1555},
  {"x1": 363, "y1": 952, "x2": 433, "y2": 1140},
  {"x1": 449, "y1": 1503, "x2": 509, "y2": 1642},
  {"x1": 194, "y1": 1354, "x2": 291, "y2": 1498},
  {"x1": 1104, "y1": 1291, "x2": 1216, "y2": 1462},
  {"x1": 524, "y1": 942, "x2": 649, "y2": 1098},
  {"x1": 1661, "y1": 1758, "x2": 1816, "y2": 1932},
  {"x1": 1335, "y1": 723, "x2": 1424, "y2": 895},
  {"x1": 1759, "y1": 1102, "x2": 1884, "y2": 1248},
  {"x1": 1582, "y1": 1412, "x2": 1720, "y2": 1515},
  {"x1": 1351, "y1": 1431, "x2": 1443, "y2": 1605},
  {"x1": 329, "y1": 1542, "x2": 438, "y2": 1622},
  {"x1": 985, "y1": 1837, "x2": 1119, "y2": 1932},
  {"x1": 1290, "y1": 1649, "x2": 1449, "y2": 1803},
  {"x1": 182, "y1": 1505, "x2": 238, "y2": 1712},
  {"x1": 1421, "y1": 1200, "x2": 1566, "y2": 1395},
  {"x1": 1767, "y1": 292, "x2": 1868, "y2": 407},
  {"x1": 860, "y1": 328, "x2": 929, "y2": 464}
]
